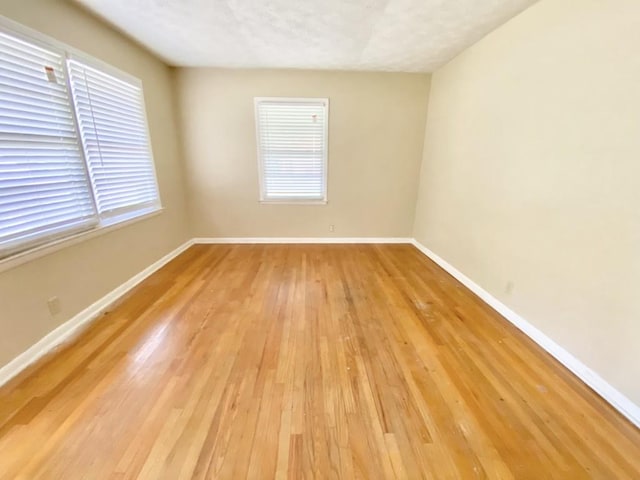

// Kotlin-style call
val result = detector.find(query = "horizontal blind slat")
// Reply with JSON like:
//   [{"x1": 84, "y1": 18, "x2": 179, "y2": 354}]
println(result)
[
  {"x1": 73, "y1": 89, "x2": 145, "y2": 117},
  {"x1": 0, "y1": 32, "x2": 62, "y2": 63}
]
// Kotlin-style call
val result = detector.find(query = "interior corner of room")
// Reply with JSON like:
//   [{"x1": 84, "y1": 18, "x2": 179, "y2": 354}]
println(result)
[{"x1": 0, "y1": 0, "x2": 639, "y2": 477}]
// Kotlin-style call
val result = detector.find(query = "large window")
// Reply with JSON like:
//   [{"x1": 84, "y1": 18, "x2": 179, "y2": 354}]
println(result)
[
  {"x1": 254, "y1": 98, "x2": 328, "y2": 203},
  {"x1": 0, "y1": 23, "x2": 160, "y2": 260}
]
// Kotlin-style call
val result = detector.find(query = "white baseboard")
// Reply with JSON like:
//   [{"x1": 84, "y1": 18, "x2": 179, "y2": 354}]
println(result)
[
  {"x1": 193, "y1": 237, "x2": 413, "y2": 244},
  {"x1": 410, "y1": 239, "x2": 640, "y2": 429},
  {"x1": 0, "y1": 239, "x2": 195, "y2": 389}
]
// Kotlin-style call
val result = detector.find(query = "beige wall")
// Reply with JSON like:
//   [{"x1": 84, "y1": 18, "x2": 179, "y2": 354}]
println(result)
[
  {"x1": 413, "y1": 0, "x2": 640, "y2": 404},
  {"x1": 0, "y1": 0, "x2": 189, "y2": 368},
  {"x1": 176, "y1": 69, "x2": 430, "y2": 238}
]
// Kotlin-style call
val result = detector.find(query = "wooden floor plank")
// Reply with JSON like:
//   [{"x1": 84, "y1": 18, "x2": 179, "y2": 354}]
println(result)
[{"x1": 0, "y1": 244, "x2": 638, "y2": 479}]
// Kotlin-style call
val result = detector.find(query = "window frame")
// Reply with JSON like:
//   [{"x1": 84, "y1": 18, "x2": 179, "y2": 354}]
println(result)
[
  {"x1": 66, "y1": 53, "x2": 162, "y2": 220},
  {"x1": 0, "y1": 16, "x2": 163, "y2": 269},
  {"x1": 254, "y1": 97, "x2": 329, "y2": 205}
]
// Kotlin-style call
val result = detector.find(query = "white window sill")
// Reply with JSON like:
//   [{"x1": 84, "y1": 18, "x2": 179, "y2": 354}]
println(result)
[
  {"x1": 259, "y1": 200, "x2": 328, "y2": 205},
  {"x1": 0, "y1": 207, "x2": 163, "y2": 274}
]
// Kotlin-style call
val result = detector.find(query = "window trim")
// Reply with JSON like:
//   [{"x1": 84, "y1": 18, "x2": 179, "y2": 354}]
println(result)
[
  {"x1": 0, "y1": 15, "x2": 163, "y2": 268},
  {"x1": 254, "y1": 97, "x2": 329, "y2": 205}
]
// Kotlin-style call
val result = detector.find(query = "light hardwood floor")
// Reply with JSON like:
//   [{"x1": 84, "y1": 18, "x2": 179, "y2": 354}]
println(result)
[{"x1": 0, "y1": 244, "x2": 638, "y2": 479}]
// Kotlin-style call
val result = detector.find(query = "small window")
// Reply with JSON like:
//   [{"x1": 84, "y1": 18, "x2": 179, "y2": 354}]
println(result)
[{"x1": 255, "y1": 97, "x2": 328, "y2": 203}]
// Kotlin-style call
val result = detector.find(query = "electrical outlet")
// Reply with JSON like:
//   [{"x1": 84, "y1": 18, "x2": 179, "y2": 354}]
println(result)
[
  {"x1": 47, "y1": 296, "x2": 61, "y2": 316},
  {"x1": 329, "y1": 224, "x2": 335, "y2": 232},
  {"x1": 505, "y1": 281, "x2": 515, "y2": 295}
]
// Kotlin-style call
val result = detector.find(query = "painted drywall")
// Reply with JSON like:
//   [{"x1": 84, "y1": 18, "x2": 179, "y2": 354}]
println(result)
[
  {"x1": 413, "y1": 0, "x2": 640, "y2": 405},
  {"x1": 0, "y1": 0, "x2": 189, "y2": 369},
  {"x1": 175, "y1": 69, "x2": 430, "y2": 238}
]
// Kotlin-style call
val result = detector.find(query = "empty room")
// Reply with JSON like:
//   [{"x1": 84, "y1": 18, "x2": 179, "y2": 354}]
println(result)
[{"x1": 0, "y1": 0, "x2": 639, "y2": 478}]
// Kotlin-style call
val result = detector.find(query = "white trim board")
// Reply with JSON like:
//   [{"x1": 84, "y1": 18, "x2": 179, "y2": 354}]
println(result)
[
  {"x1": 0, "y1": 239, "x2": 194, "y2": 389},
  {"x1": 193, "y1": 237, "x2": 413, "y2": 244},
  {"x1": 410, "y1": 239, "x2": 640, "y2": 430}
]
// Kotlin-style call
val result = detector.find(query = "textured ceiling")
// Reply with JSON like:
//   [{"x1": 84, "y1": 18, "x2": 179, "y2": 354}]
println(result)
[{"x1": 74, "y1": 0, "x2": 537, "y2": 72}]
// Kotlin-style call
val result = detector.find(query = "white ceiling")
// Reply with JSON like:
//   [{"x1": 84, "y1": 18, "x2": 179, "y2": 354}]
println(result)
[{"x1": 74, "y1": 0, "x2": 537, "y2": 72}]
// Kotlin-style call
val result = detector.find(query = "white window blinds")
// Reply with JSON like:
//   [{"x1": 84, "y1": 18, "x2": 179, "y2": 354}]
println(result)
[
  {"x1": 68, "y1": 59, "x2": 160, "y2": 218},
  {"x1": 255, "y1": 98, "x2": 328, "y2": 202},
  {"x1": 0, "y1": 31, "x2": 96, "y2": 256},
  {"x1": 0, "y1": 21, "x2": 162, "y2": 261}
]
